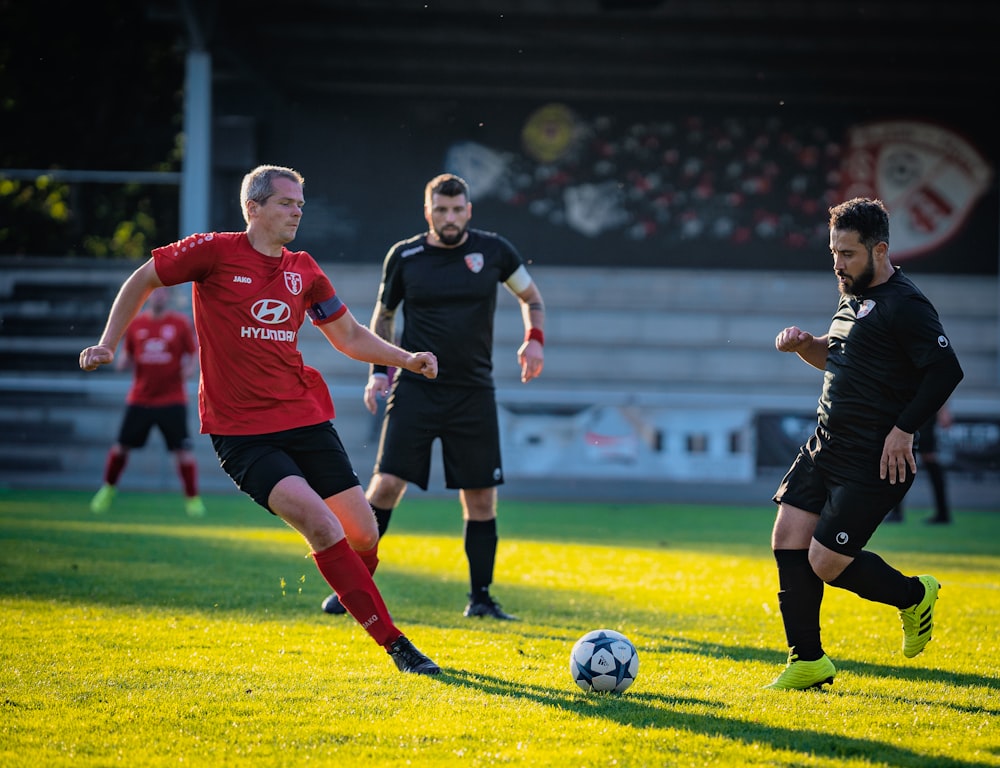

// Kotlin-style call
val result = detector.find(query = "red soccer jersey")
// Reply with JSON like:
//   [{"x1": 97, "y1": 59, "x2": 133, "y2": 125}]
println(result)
[
  {"x1": 124, "y1": 311, "x2": 197, "y2": 406},
  {"x1": 151, "y1": 232, "x2": 348, "y2": 435}
]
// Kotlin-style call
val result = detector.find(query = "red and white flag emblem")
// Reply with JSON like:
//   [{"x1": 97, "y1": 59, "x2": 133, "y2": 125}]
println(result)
[
  {"x1": 840, "y1": 120, "x2": 993, "y2": 261},
  {"x1": 856, "y1": 299, "x2": 876, "y2": 319},
  {"x1": 284, "y1": 271, "x2": 302, "y2": 295},
  {"x1": 464, "y1": 253, "x2": 484, "y2": 273}
]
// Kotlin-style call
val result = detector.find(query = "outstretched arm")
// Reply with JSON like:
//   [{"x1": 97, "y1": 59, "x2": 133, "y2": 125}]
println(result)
[
  {"x1": 317, "y1": 309, "x2": 436, "y2": 413},
  {"x1": 80, "y1": 259, "x2": 164, "y2": 371}
]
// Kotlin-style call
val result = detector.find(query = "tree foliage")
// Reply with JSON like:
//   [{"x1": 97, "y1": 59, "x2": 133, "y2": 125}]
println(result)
[{"x1": 0, "y1": 0, "x2": 185, "y2": 257}]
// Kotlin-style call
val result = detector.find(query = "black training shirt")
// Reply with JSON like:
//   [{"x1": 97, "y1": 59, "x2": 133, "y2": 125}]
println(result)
[
  {"x1": 819, "y1": 268, "x2": 960, "y2": 447},
  {"x1": 376, "y1": 228, "x2": 524, "y2": 388}
]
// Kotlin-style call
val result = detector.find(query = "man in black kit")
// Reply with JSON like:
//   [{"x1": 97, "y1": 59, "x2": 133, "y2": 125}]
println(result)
[
  {"x1": 322, "y1": 173, "x2": 545, "y2": 620},
  {"x1": 765, "y1": 197, "x2": 963, "y2": 690}
]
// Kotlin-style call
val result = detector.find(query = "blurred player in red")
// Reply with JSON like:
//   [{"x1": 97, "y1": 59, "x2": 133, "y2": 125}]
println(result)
[{"x1": 90, "y1": 287, "x2": 205, "y2": 516}]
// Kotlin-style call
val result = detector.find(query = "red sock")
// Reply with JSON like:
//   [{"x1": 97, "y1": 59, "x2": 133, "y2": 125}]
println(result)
[
  {"x1": 356, "y1": 543, "x2": 379, "y2": 576},
  {"x1": 178, "y1": 460, "x2": 198, "y2": 497},
  {"x1": 312, "y1": 539, "x2": 401, "y2": 648},
  {"x1": 104, "y1": 450, "x2": 127, "y2": 485}
]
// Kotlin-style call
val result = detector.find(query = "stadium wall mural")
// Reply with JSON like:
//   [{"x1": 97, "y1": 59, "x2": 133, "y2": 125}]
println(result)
[{"x1": 249, "y1": 97, "x2": 998, "y2": 275}]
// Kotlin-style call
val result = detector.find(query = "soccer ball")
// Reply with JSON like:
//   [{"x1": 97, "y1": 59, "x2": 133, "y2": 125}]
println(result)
[{"x1": 569, "y1": 629, "x2": 639, "y2": 693}]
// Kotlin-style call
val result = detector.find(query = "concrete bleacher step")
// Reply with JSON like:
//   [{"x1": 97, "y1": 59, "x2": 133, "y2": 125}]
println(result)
[
  {"x1": 298, "y1": 265, "x2": 999, "y2": 396},
  {"x1": 0, "y1": 350, "x2": 85, "y2": 372},
  {"x1": 0, "y1": 314, "x2": 107, "y2": 337},
  {"x1": 11, "y1": 281, "x2": 118, "y2": 302},
  {"x1": 0, "y1": 259, "x2": 996, "y2": 501},
  {"x1": 1, "y1": 260, "x2": 996, "y2": 393},
  {"x1": 0, "y1": 418, "x2": 76, "y2": 442}
]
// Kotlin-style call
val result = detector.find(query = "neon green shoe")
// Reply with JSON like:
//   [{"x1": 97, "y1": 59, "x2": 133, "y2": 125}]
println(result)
[
  {"x1": 185, "y1": 496, "x2": 207, "y2": 517},
  {"x1": 90, "y1": 484, "x2": 116, "y2": 514},
  {"x1": 900, "y1": 575, "x2": 940, "y2": 658},
  {"x1": 763, "y1": 652, "x2": 836, "y2": 690}
]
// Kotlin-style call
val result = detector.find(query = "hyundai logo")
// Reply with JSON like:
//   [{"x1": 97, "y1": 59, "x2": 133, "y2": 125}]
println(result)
[{"x1": 251, "y1": 299, "x2": 291, "y2": 324}]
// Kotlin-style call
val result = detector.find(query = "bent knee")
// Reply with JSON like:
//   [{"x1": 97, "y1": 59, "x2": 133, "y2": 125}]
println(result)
[
  {"x1": 367, "y1": 472, "x2": 406, "y2": 505},
  {"x1": 808, "y1": 546, "x2": 851, "y2": 583},
  {"x1": 353, "y1": 529, "x2": 380, "y2": 551}
]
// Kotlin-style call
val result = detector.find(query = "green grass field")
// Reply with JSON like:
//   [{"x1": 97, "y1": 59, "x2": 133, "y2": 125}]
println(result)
[{"x1": 2, "y1": 489, "x2": 998, "y2": 767}]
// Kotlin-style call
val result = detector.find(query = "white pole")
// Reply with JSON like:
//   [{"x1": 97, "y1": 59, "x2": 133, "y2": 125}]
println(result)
[{"x1": 180, "y1": 49, "x2": 211, "y2": 238}]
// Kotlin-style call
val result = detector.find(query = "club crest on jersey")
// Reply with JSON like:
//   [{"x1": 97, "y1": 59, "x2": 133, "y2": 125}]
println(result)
[
  {"x1": 284, "y1": 271, "x2": 303, "y2": 295},
  {"x1": 464, "y1": 252, "x2": 484, "y2": 273},
  {"x1": 856, "y1": 299, "x2": 876, "y2": 319}
]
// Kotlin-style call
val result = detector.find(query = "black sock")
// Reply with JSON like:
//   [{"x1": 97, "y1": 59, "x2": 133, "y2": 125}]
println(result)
[
  {"x1": 371, "y1": 505, "x2": 393, "y2": 538},
  {"x1": 465, "y1": 518, "x2": 498, "y2": 601},
  {"x1": 774, "y1": 549, "x2": 824, "y2": 661},
  {"x1": 829, "y1": 550, "x2": 923, "y2": 609}
]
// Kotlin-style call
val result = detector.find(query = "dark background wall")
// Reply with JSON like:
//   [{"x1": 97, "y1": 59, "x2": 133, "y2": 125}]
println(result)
[
  {"x1": 2, "y1": 0, "x2": 998, "y2": 499},
  {"x1": 211, "y1": 95, "x2": 997, "y2": 272},
  {"x1": 3, "y1": 0, "x2": 998, "y2": 272}
]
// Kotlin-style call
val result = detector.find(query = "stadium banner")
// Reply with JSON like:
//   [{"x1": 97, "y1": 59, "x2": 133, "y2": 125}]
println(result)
[
  {"x1": 498, "y1": 402, "x2": 755, "y2": 482},
  {"x1": 266, "y1": 97, "x2": 998, "y2": 275}
]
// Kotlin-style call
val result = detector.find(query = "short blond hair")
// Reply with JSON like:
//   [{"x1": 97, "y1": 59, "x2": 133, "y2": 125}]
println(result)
[{"x1": 240, "y1": 165, "x2": 304, "y2": 223}]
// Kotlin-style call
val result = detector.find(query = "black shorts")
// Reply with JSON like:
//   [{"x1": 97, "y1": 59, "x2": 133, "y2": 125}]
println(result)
[
  {"x1": 211, "y1": 422, "x2": 360, "y2": 513},
  {"x1": 118, "y1": 403, "x2": 191, "y2": 451},
  {"x1": 772, "y1": 427, "x2": 912, "y2": 556},
  {"x1": 375, "y1": 379, "x2": 503, "y2": 491}
]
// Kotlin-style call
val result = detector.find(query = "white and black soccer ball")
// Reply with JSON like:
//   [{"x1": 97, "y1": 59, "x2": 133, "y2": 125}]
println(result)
[{"x1": 569, "y1": 629, "x2": 639, "y2": 693}]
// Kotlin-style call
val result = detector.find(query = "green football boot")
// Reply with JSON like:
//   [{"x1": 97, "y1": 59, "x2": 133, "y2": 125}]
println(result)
[
  {"x1": 900, "y1": 575, "x2": 940, "y2": 658},
  {"x1": 90, "y1": 484, "x2": 116, "y2": 514},
  {"x1": 185, "y1": 496, "x2": 207, "y2": 517},
  {"x1": 764, "y1": 652, "x2": 836, "y2": 690}
]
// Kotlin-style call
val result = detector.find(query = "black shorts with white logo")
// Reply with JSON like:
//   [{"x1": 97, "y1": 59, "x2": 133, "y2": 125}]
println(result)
[
  {"x1": 375, "y1": 379, "x2": 503, "y2": 491},
  {"x1": 773, "y1": 426, "x2": 912, "y2": 556},
  {"x1": 211, "y1": 422, "x2": 360, "y2": 513}
]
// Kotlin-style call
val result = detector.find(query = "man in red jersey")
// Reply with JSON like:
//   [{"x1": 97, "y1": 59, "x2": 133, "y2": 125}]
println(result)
[
  {"x1": 90, "y1": 286, "x2": 205, "y2": 516},
  {"x1": 80, "y1": 165, "x2": 442, "y2": 675}
]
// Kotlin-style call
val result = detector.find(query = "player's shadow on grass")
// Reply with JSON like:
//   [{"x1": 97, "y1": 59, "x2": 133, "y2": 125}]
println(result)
[
  {"x1": 10, "y1": 506, "x2": 998, "y2": 725},
  {"x1": 646, "y1": 634, "x2": 1000, "y2": 711},
  {"x1": 6, "y1": 506, "x2": 639, "y2": 627},
  {"x1": 437, "y1": 667, "x2": 997, "y2": 768}
]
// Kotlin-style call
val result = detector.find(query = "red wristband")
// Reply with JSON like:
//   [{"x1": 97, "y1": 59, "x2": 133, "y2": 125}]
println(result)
[{"x1": 525, "y1": 328, "x2": 544, "y2": 346}]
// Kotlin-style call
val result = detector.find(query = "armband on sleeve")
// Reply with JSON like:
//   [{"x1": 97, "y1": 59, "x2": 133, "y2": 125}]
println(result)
[
  {"x1": 306, "y1": 295, "x2": 347, "y2": 323},
  {"x1": 505, "y1": 265, "x2": 532, "y2": 294}
]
